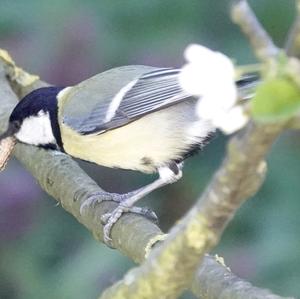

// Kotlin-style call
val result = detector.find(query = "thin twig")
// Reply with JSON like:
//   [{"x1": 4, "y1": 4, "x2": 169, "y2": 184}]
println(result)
[
  {"x1": 285, "y1": 1, "x2": 300, "y2": 57},
  {"x1": 231, "y1": 0, "x2": 280, "y2": 61}
]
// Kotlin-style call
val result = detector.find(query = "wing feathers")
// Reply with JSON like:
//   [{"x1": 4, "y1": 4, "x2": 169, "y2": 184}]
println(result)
[
  {"x1": 76, "y1": 68, "x2": 192, "y2": 134},
  {"x1": 139, "y1": 68, "x2": 180, "y2": 79}
]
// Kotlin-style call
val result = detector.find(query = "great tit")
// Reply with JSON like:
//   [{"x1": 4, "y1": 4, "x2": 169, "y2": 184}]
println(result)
[{"x1": 0, "y1": 65, "x2": 255, "y2": 244}]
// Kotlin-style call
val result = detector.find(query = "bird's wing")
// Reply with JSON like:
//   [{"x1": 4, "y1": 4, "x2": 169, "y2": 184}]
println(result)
[{"x1": 59, "y1": 66, "x2": 192, "y2": 135}]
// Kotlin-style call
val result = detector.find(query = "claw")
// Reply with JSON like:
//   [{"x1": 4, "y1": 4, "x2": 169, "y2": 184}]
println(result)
[
  {"x1": 79, "y1": 192, "x2": 122, "y2": 216},
  {"x1": 131, "y1": 206, "x2": 158, "y2": 223},
  {"x1": 100, "y1": 205, "x2": 158, "y2": 246},
  {"x1": 101, "y1": 204, "x2": 129, "y2": 245},
  {"x1": 100, "y1": 212, "x2": 111, "y2": 225},
  {"x1": 79, "y1": 196, "x2": 98, "y2": 216}
]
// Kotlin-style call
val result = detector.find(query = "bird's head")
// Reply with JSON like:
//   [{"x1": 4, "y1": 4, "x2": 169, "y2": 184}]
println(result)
[{"x1": 0, "y1": 87, "x2": 65, "y2": 150}]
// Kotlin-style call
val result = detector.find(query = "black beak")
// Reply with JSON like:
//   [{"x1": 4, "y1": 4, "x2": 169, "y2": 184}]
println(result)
[{"x1": 0, "y1": 122, "x2": 19, "y2": 141}]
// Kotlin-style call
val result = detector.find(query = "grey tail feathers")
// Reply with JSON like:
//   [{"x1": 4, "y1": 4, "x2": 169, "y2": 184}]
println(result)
[{"x1": 236, "y1": 73, "x2": 260, "y2": 100}]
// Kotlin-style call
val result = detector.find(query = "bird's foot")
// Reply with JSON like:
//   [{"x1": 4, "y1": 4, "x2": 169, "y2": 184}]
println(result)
[
  {"x1": 79, "y1": 191, "x2": 157, "y2": 247},
  {"x1": 101, "y1": 204, "x2": 158, "y2": 246},
  {"x1": 79, "y1": 192, "x2": 128, "y2": 216}
]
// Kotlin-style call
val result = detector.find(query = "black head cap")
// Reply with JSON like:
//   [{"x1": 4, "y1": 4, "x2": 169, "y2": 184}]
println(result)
[
  {"x1": 9, "y1": 87, "x2": 63, "y2": 122},
  {"x1": 1, "y1": 86, "x2": 65, "y2": 149}
]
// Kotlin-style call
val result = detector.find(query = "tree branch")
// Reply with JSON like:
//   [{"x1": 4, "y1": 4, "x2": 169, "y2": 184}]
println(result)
[
  {"x1": 285, "y1": 1, "x2": 300, "y2": 57},
  {"x1": 231, "y1": 0, "x2": 280, "y2": 60},
  {"x1": 193, "y1": 255, "x2": 293, "y2": 299}
]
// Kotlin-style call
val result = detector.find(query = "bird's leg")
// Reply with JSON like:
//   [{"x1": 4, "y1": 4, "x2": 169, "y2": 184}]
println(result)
[
  {"x1": 80, "y1": 163, "x2": 182, "y2": 246},
  {"x1": 99, "y1": 162, "x2": 183, "y2": 245}
]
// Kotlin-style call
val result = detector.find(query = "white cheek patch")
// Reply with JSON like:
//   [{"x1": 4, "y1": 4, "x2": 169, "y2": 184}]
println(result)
[{"x1": 15, "y1": 111, "x2": 56, "y2": 146}]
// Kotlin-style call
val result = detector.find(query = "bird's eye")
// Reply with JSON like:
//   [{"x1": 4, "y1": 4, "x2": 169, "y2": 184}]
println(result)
[{"x1": 12, "y1": 121, "x2": 21, "y2": 131}]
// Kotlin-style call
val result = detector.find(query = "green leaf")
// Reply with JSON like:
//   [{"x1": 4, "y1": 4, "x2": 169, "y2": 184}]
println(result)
[{"x1": 251, "y1": 78, "x2": 300, "y2": 121}]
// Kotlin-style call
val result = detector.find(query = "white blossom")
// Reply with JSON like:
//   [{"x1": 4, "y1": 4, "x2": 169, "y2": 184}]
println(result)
[
  {"x1": 211, "y1": 106, "x2": 249, "y2": 134},
  {"x1": 179, "y1": 44, "x2": 248, "y2": 134}
]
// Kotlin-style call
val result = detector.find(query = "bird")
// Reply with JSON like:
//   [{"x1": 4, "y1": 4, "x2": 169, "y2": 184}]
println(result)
[{"x1": 0, "y1": 65, "x2": 256, "y2": 245}]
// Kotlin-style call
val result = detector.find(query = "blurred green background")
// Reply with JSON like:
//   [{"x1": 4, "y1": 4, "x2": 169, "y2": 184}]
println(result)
[{"x1": 0, "y1": 1, "x2": 299, "y2": 298}]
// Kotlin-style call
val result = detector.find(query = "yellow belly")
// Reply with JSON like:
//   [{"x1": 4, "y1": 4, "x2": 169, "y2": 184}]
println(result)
[{"x1": 60, "y1": 103, "x2": 213, "y2": 173}]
